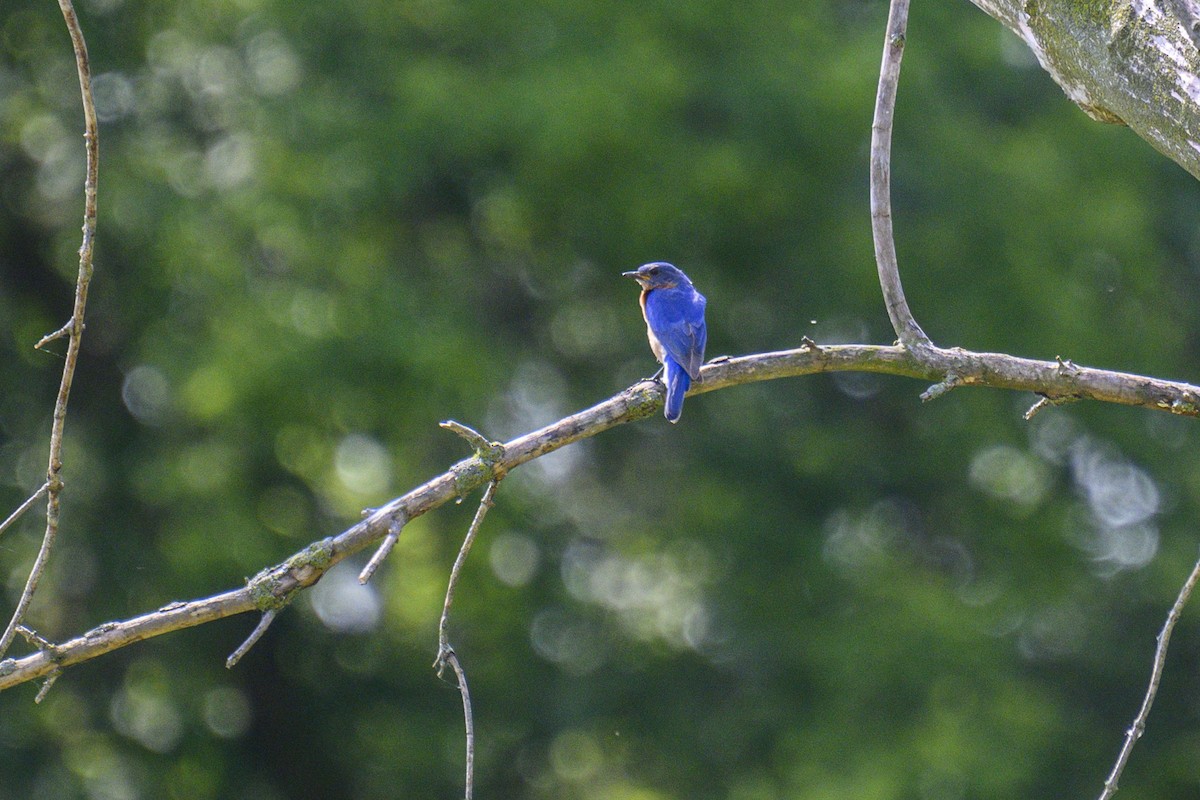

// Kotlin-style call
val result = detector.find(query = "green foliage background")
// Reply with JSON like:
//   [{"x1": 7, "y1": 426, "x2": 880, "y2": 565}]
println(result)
[{"x1": 2, "y1": 1, "x2": 1200, "y2": 798}]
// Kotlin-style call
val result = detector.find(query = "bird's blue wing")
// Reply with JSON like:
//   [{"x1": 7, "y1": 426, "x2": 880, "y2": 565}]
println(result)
[
  {"x1": 645, "y1": 289, "x2": 707, "y2": 380},
  {"x1": 662, "y1": 356, "x2": 691, "y2": 423}
]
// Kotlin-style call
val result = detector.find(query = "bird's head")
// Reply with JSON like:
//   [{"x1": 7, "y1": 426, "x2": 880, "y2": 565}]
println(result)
[{"x1": 621, "y1": 262, "x2": 690, "y2": 290}]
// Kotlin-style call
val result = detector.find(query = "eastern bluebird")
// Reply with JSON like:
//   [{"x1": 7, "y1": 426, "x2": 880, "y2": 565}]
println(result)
[{"x1": 622, "y1": 262, "x2": 708, "y2": 423}]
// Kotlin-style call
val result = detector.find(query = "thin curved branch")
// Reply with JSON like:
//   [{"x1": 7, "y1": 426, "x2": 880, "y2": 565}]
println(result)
[
  {"x1": 435, "y1": 479, "x2": 499, "y2": 800},
  {"x1": 1, "y1": 341, "x2": 1199, "y2": 690},
  {"x1": 439, "y1": 648, "x2": 475, "y2": 800},
  {"x1": 358, "y1": 517, "x2": 406, "y2": 584},
  {"x1": 0, "y1": 0, "x2": 100, "y2": 659},
  {"x1": 0, "y1": 483, "x2": 49, "y2": 541},
  {"x1": 436, "y1": 480, "x2": 500, "y2": 669},
  {"x1": 871, "y1": 0, "x2": 932, "y2": 351},
  {"x1": 1098, "y1": 550, "x2": 1200, "y2": 800},
  {"x1": 225, "y1": 609, "x2": 278, "y2": 669}
]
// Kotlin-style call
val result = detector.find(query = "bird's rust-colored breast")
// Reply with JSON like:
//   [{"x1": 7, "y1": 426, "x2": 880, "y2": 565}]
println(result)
[{"x1": 639, "y1": 288, "x2": 667, "y2": 363}]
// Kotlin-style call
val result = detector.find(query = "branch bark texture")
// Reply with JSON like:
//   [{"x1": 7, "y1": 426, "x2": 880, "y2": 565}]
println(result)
[
  {"x1": 1099, "y1": 548, "x2": 1200, "y2": 799},
  {"x1": 968, "y1": 0, "x2": 1200, "y2": 179},
  {"x1": 0, "y1": 0, "x2": 100, "y2": 660},
  {"x1": 872, "y1": 0, "x2": 932, "y2": 349},
  {"x1": 2, "y1": 341, "x2": 1200, "y2": 691}
]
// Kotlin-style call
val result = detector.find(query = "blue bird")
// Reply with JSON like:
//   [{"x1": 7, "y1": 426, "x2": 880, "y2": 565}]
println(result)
[{"x1": 622, "y1": 262, "x2": 708, "y2": 423}]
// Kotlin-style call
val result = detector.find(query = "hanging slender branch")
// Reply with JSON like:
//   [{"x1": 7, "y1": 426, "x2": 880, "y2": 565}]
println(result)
[
  {"x1": 0, "y1": 0, "x2": 100, "y2": 660},
  {"x1": 438, "y1": 649, "x2": 476, "y2": 800},
  {"x1": 358, "y1": 518, "x2": 406, "y2": 584},
  {"x1": 225, "y1": 609, "x2": 278, "y2": 669},
  {"x1": 1098, "y1": 550, "x2": 1200, "y2": 800},
  {"x1": 434, "y1": 479, "x2": 500, "y2": 800},
  {"x1": 436, "y1": 480, "x2": 501, "y2": 665},
  {"x1": 0, "y1": 483, "x2": 49, "y2": 541},
  {"x1": 870, "y1": 0, "x2": 932, "y2": 351}
]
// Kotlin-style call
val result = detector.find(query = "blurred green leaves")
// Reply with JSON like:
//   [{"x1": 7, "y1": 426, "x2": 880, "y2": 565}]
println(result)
[{"x1": 2, "y1": 0, "x2": 1200, "y2": 798}]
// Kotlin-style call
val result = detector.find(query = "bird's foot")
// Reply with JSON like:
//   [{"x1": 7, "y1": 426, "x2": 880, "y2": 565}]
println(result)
[{"x1": 642, "y1": 365, "x2": 665, "y2": 384}]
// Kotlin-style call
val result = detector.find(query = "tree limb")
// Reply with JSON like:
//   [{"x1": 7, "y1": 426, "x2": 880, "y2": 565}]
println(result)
[
  {"x1": 1098, "y1": 549, "x2": 1200, "y2": 800},
  {"x1": 0, "y1": 483, "x2": 49, "y2": 541},
  {"x1": 872, "y1": 0, "x2": 933, "y2": 350},
  {"x1": 435, "y1": 479, "x2": 499, "y2": 800},
  {"x1": 967, "y1": 0, "x2": 1200, "y2": 180},
  {"x1": 2, "y1": 341, "x2": 1200, "y2": 691},
  {"x1": 0, "y1": 0, "x2": 101, "y2": 660}
]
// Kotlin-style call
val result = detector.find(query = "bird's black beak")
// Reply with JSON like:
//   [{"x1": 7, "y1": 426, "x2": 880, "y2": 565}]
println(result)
[
  {"x1": 622, "y1": 270, "x2": 649, "y2": 288},
  {"x1": 624, "y1": 268, "x2": 652, "y2": 287}
]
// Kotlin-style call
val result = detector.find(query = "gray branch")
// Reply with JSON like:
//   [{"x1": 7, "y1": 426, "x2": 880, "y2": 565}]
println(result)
[
  {"x1": 0, "y1": 0, "x2": 101, "y2": 660},
  {"x1": 1099, "y1": 548, "x2": 1200, "y2": 799},
  {"x1": 3, "y1": 341, "x2": 1200, "y2": 691},
  {"x1": 968, "y1": 0, "x2": 1200, "y2": 179}
]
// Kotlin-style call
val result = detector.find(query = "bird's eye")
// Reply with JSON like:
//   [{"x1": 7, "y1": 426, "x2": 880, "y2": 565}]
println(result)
[{"x1": 647, "y1": 266, "x2": 660, "y2": 275}]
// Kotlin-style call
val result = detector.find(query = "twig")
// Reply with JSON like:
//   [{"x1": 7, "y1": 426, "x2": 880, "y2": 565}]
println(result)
[
  {"x1": 0, "y1": 0, "x2": 100, "y2": 660},
  {"x1": 16, "y1": 625, "x2": 56, "y2": 653},
  {"x1": 225, "y1": 609, "x2": 278, "y2": 669},
  {"x1": 436, "y1": 480, "x2": 500, "y2": 662},
  {"x1": 0, "y1": 483, "x2": 50, "y2": 541},
  {"x1": 361, "y1": 419, "x2": 501, "y2": 586},
  {"x1": 440, "y1": 420, "x2": 498, "y2": 454},
  {"x1": 16, "y1": 625, "x2": 61, "y2": 703},
  {"x1": 870, "y1": 0, "x2": 932, "y2": 351},
  {"x1": 440, "y1": 419, "x2": 506, "y2": 469},
  {"x1": 434, "y1": 479, "x2": 499, "y2": 800},
  {"x1": 439, "y1": 647, "x2": 475, "y2": 800},
  {"x1": 358, "y1": 517, "x2": 407, "y2": 584},
  {"x1": 1024, "y1": 396, "x2": 1053, "y2": 420},
  {"x1": 35, "y1": 320, "x2": 75, "y2": 350},
  {"x1": 920, "y1": 371, "x2": 965, "y2": 402},
  {"x1": 1024, "y1": 393, "x2": 1081, "y2": 420},
  {"x1": 33, "y1": 671, "x2": 60, "y2": 704},
  {"x1": 1097, "y1": 550, "x2": 1200, "y2": 800}
]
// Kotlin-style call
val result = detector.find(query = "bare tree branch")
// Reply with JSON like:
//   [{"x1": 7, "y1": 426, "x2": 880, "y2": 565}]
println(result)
[
  {"x1": 2, "y1": 342, "x2": 1200, "y2": 691},
  {"x1": 225, "y1": 609, "x2": 279, "y2": 669},
  {"x1": 1098, "y1": 550, "x2": 1200, "y2": 800},
  {"x1": 358, "y1": 517, "x2": 406, "y2": 585},
  {"x1": 435, "y1": 479, "x2": 499, "y2": 800},
  {"x1": 0, "y1": 0, "x2": 100, "y2": 660},
  {"x1": 438, "y1": 648, "x2": 475, "y2": 800},
  {"x1": 867, "y1": 7, "x2": 1200, "y2": 789},
  {"x1": 436, "y1": 479, "x2": 500, "y2": 667},
  {"x1": 0, "y1": 483, "x2": 49, "y2": 541},
  {"x1": 871, "y1": 0, "x2": 932, "y2": 350}
]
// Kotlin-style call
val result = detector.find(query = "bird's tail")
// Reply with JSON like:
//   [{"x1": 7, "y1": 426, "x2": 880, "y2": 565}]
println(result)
[{"x1": 663, "y1": 358, "x2": 691, "y2": 423}]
